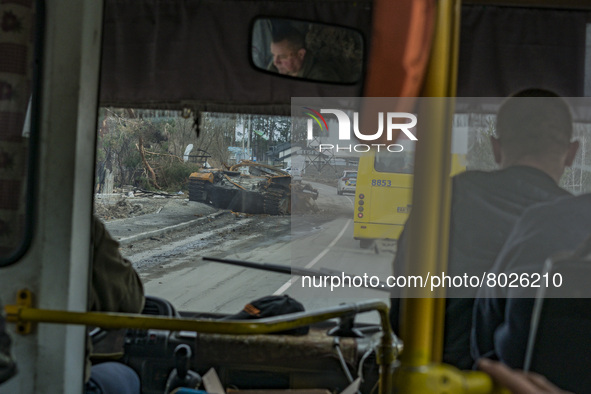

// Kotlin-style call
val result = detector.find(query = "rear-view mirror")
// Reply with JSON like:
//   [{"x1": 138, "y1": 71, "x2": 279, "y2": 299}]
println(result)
[{"x1": 251, "y1": 17, "x2": 364, "y2": 84}]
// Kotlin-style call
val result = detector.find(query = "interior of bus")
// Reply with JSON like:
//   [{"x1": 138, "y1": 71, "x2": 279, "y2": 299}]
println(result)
[{"x1": 2, "y1": 0, "x2": 591, "y2": 393}]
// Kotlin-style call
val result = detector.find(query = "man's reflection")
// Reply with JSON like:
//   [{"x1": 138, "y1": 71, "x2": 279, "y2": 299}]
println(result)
[{"x1": 268, "y1": 27, "x2": 340, "y2": 83}]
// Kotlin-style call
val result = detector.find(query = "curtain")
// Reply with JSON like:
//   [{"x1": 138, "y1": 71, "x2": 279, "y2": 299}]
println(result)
[{"x1": 0, "y1": 0, "x2": 34, "y2": 256}]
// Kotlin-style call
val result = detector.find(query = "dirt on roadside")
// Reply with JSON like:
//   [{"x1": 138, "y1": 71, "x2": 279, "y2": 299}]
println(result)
[{"x1": 94, "y1": 195, "x2": 190, "y2": 221}]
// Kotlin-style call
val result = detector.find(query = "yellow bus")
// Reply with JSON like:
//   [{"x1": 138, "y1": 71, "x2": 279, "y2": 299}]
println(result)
[{"x1": 354, "y1": 124, "x2": 467, "y2": 248}]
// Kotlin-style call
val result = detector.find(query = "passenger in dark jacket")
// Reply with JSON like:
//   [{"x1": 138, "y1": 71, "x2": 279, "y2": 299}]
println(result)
[
  {"x1": 390, "y1": 89, "x2": 579, "y2": 369},
  {"x1": 472, "y1": 194, "x2": 591, "y2": 370},
  {"x1": 85, "y1": 216, "x2": 145, "y2": 394}
]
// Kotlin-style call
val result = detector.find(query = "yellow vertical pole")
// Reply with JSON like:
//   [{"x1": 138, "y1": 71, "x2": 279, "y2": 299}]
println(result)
[
  {"x1": 431, "y1": 0, "x2": 461, "y2": 363},
  {"x1": 399, "y1": 0, "x2": 461, "y2": 369}
]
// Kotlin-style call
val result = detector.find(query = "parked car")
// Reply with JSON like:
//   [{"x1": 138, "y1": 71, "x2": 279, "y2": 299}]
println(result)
[
  {"x1": 285, "y1": 166, "x2": 303, "y2": 180},
  {"x1": 337, "y1": 170, "x2": 357, "y2": 195}
]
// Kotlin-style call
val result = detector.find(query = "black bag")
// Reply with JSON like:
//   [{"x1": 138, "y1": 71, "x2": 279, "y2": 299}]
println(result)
[{"x1": 222, "y1": 295, "x2": 309, "y2": 335}]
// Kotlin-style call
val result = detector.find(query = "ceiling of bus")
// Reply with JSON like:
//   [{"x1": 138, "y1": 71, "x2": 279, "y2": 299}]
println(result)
[
  {"x1": 99, "y1": 0, "x2": 372, "y2": 115},
  {"x1": 457, "y1": 5, "x2": 591, "y2": 97},
  {"x1": 465, "y1": 0, "x2": 591, "y2": 10},
  {"x1": 99, "y1": 1, "x2": 591, "y2": 116}
]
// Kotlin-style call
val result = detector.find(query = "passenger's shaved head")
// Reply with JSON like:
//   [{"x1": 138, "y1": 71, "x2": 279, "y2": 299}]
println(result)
[{"x1": 496, "y1": 88, "x2": 573, "y2": 162}]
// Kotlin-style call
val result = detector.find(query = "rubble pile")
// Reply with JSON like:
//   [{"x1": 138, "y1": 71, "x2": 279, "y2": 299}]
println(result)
[{"x1": 94, "y1": 197, "x2": 161, "y2": 220}]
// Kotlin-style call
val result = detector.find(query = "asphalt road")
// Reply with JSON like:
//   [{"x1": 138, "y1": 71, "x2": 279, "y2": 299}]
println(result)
[{"x1": 107, "y1": 182, "x2": 393, "y2": 323}]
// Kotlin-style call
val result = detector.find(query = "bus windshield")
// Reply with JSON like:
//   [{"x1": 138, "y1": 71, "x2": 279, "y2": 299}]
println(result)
[{"x1": 374, "y1": 149, "x2": 414, "y2": 174}]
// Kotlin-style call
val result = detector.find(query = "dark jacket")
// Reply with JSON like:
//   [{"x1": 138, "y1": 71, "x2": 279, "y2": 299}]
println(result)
[
  {"x1": 390, "y1": 166, "x2": 570, "y2": 370},
  {"x1": 471, "y1": 194, "x2": 591, "y2": 370},
  {"x1": 90, "y1": 216, "x2": 144, "y2": 314},
  {"x1": 86, "y1": 216, "x2": 144, "y2": 381}
]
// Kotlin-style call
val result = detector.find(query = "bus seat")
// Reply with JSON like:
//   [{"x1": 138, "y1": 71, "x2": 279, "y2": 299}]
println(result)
[{"x1": 524, "y1": 242, "x2": 591, "y2": 393}]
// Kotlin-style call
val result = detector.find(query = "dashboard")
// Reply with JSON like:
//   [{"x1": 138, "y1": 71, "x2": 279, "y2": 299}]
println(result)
[{"x1": 118, "y1": 296, "x2": 381, "y2": 394}]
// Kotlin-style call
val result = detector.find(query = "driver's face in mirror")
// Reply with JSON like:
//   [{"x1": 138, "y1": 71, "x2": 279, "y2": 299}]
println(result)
[
  {"x1": 270, "y1": 36, "x2": 306, "y2": 77},
  {"x1": 252, "y1": 18, "x2": 363, "y2": 84}
]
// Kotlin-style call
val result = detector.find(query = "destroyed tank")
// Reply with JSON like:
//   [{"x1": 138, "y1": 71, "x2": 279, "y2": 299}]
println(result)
[{"x1": 188, "y1": 161, "x2": 318, "y2": 215}]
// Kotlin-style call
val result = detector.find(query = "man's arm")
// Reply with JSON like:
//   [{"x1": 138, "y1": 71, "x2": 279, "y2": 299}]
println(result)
[
  {"x1": 90, "y1": 216, "x2": 144, "y2": 313},
  {"x1": 477, "y1": 359, "x2": 571, "y2": 394},
  {"x1": 471, "y1": 296, "x2": 505, "y2": 363},
  {"x1": 470, "y1": 213, "x2": 537, "y2": 367}
]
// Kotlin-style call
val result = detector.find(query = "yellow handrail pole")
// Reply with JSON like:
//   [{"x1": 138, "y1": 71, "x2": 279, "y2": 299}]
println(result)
[
  {"x1": 5, "y1": 300, "x2": 389, "y2": 334},
  {"x1": 393, "y1": 1, "x2": 495, "y2": 390},
  {"x1": 399, "y1": 0, "x2": 460, "y2": 367},
  {"x1": 431, "y1": 0, "x2": 462, "y2": 364}
]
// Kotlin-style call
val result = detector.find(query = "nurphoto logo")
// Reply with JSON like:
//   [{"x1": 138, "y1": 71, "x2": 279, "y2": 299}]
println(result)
[{"x1": 304, "y1": 108, "x2": 417, "y2": 153}]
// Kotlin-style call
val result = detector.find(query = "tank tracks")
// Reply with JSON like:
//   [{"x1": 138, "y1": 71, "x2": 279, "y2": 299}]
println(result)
[
  {"x1": 263, "y1": 187, "x2": 289, "y2": 215},
  {"x1": 188, "y1": 179, "x2": 209, "y2": 203}
]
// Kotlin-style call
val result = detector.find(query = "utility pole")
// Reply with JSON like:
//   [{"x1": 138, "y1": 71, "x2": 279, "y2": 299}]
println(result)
[
  {"x1": 247, "y1": 114, "x2": 252, "y2": 160},
  {"x1": 241, "y1": 114, "x2": 245, "y2": 161}
]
